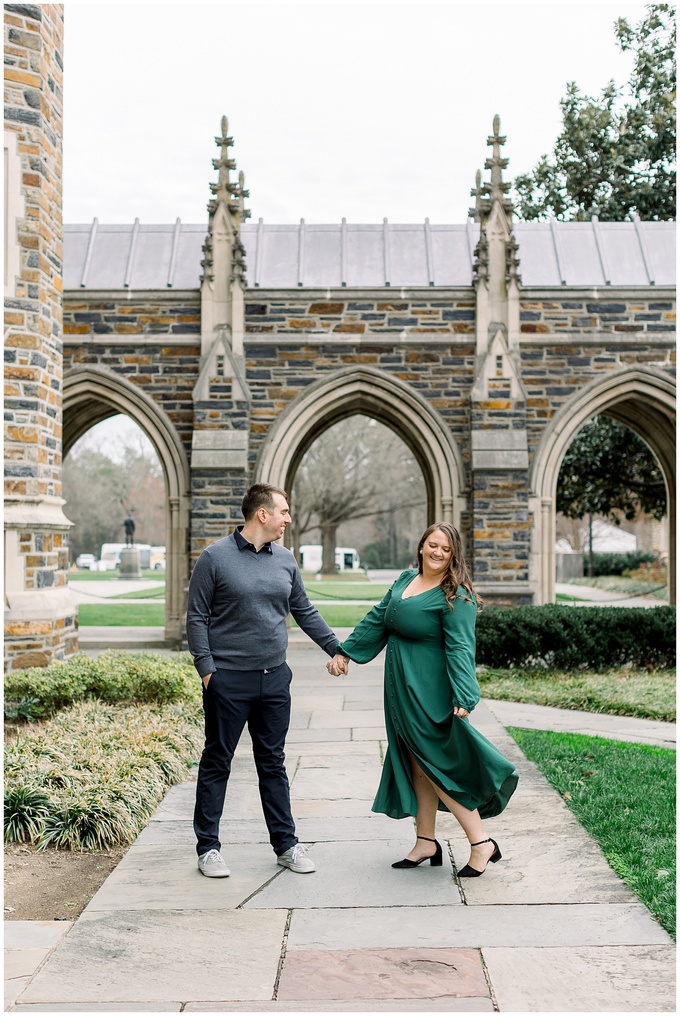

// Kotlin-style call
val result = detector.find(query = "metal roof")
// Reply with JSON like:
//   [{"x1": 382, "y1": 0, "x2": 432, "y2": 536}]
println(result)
[{"x1": 63, "y1": 218, "x2": 675, "y2": 291}]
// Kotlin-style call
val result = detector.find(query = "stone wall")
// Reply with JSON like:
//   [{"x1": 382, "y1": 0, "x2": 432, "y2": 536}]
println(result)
[
  {"x1": 62, "y1": 297, "x2": 201, "y2": 456},
  {"x1": 4, "y1": 4, "x2": 76, "y2": 669},
  {"x1": 62, "y1": 286, "x2": 675, "y2": 608},
  {"x1": 245, "y1": 296, "x2": 476, "y2": 336},
  {"x1": 519, "y1": 297, "x2": 675, "y2": 336},
  {"x1": 519, "y1": 295, "x2": 675, "y2": 458}
]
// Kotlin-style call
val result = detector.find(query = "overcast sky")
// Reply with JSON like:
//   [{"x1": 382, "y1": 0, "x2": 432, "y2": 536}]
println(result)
[{"x1": 63, "y1": 1, "x2": 648, "y2": 227}]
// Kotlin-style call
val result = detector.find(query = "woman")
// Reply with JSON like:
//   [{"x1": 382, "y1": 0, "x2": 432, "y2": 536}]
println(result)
[{"x1": 327, "y1": 522, "x2": 518, "y2": 877}]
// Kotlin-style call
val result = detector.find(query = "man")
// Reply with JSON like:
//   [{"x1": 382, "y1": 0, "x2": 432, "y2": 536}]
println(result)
[{"x1": 186, "y1": 483, "x2": 347, "y2": 878}]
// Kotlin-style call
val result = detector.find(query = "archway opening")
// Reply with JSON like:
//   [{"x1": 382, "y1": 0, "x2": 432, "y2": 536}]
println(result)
[
  {"x1": 64, "y1": 412, "x2": 167, "y2": 580},
  {"x1": 531, "y1": 369, "x2": 675, "y2": 605},
  {"x1": 289, "y1": 413, "x2": 428, "y2": 574},
  {"x1": 62, "y1": 367, "x2": 191, "y2": 643},
  {"x1": 555, "y1": 413, "x2": 670, "y2": 601},
  {"x1": 254, "y1": 366, "x2": 467, "y2": 557}
]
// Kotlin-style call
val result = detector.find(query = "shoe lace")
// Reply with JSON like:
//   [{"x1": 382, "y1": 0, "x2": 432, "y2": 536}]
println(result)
[
  {"x1": 291, "y1": 844, "x2": 307, "y2": 862},
  {"x1": 203, "y1": 849, "x2": 222, "y2": 863}
]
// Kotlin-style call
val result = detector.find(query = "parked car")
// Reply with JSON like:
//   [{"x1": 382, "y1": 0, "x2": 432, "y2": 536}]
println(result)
[
  {"x1": 75, "y1": 553, "x2": 97, "y2": 570},
  {"x1": 150, "y1": 546, "x2": 166, "y2": 570}
]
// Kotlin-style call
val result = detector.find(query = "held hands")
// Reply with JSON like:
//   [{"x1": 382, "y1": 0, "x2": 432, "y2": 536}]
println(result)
[
  {"x1": 327, "y1": 654, "x2": 349, "y2": 677},
  {"x1": 453, "y1": 705, "x2": 469, "y2": 719}
]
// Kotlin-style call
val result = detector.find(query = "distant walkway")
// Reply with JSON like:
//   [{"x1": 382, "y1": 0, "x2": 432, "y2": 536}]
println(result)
[
  {"x1": 485, "y1": 699, "x2": 676, "y2": 750},
  {"x1": 556, "y1": 582, "x2": 668, "y2": 609},
  {"x1": 69, "y1": 579, "x2": 164, "y2": 605}
]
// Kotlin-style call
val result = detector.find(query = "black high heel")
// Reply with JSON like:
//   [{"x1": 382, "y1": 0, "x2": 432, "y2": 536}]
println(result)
[
  {"x1": 457, "y1": 837, "x2": 502, "y2": 878},
  {"x1": 391, "y1": 835, "x2": 443, "y2": 869}
]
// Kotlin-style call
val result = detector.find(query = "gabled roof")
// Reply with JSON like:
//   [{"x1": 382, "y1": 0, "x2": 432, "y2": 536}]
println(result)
[{"x1": 63, "y1": 218, "x2": 675, "y2": 291}]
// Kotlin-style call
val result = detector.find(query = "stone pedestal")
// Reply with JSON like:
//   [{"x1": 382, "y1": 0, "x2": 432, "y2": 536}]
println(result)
[{"x1": 119, "y1": 547, "x2": 142, "y2": 580}]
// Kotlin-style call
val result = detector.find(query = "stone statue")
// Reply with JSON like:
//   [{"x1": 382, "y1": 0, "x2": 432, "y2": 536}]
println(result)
[{"x1": 123, "y1": 513, "x2": 135, "y2": 547}]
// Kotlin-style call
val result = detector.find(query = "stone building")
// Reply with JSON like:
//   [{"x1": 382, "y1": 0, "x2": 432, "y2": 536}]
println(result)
[
  {"x1": 4, "y1": 8, "x2": 676, "y2": 666},
  {"x1": 4, "y1": 4, "x2": 76, "y2": 670}
]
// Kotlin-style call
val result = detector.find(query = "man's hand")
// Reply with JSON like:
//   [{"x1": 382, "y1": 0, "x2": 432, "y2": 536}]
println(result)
[
  {"x1": 326, "y1": 654, "x2": 349, "y2": 677},
  {"x1": 202, "y1": 673, "x2": 214, "y2": 689}
]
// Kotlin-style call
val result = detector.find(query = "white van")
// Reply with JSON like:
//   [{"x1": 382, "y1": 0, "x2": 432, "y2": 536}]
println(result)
[{"x1": 298, "y1": 545, "x2": 360, "y2": 572}]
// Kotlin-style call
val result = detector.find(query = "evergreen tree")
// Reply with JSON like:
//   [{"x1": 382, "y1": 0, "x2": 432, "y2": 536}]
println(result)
[
  {"x1": 556, "y1": 416, "x2": 667, "y2": 576},
  {"x1": 514, "y1": 5, "x2": 676, "y2": 221},
  {"x1": 557, "y1": 415, "x2": 667, "y2": 523}
]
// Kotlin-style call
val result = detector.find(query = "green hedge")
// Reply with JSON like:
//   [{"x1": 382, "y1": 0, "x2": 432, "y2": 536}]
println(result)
[
  {"x1": 590, "y1": 551, "x2": 657, "y2": 576},
  {"x1": 4, "y1": 651, "x2": 199, "y2": 722},
  {"x1": 476, "y1": 605, "x2": 675, "y2": 670}
]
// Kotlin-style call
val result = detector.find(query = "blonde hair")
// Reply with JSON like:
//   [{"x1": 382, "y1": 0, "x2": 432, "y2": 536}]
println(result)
[{"x1": 416, "y1": 522, "x2": 482, "y2": 609}]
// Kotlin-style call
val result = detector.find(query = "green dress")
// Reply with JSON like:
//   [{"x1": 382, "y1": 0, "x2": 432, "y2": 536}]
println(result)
[{"x1": 338, "y1": 569, "x2": 518, "y2": 820}]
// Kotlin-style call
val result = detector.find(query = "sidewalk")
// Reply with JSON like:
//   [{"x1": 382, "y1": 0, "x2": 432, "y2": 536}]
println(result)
[
  {"x1": 6, "y1": 645, "x2": 675, "y2": 1012},
  {"x1": 556, "y1": 581, "x2": 668, "y2": 608},
  {"x1": 484, "y1": 699, "x2": 676, "y2": 750}
]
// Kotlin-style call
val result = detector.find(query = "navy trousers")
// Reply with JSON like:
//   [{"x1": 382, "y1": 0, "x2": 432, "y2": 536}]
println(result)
[{"x1": 193, "y1": 661, "x2": 298, "y2": 857}]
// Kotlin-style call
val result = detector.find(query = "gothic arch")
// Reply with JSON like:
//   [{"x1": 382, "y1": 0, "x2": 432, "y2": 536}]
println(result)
[
  {"x1": 62, "y1": 366, "x2": 191, "y2": 642},
  {"x1": 529, "y1": 367, "x2": 676, "y2": 604},
  {"x1": 254, "y1": 366, "x2": 467, "y2": 538}
]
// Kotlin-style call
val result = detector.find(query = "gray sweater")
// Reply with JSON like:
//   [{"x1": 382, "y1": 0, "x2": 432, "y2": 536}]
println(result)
[{"x1": 186, "y1": 533, "x2": 340, "y2": 676}]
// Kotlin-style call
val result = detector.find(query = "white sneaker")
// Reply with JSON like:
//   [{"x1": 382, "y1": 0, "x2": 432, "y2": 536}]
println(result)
[
  {"x1": 277, "y1": 843, "x2": 315, "y2": 873},
  {"x1": 197, "y1": 849, "x2": 230, "y2": 877}
]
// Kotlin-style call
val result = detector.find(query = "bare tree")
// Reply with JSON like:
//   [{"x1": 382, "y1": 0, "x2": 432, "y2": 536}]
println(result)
[
  {"x1": 293, "y1": 417, "x2": 379, "y2": 574},
  {"x1": 292, "y1": 415, "x2": 426, "y2": 574}
]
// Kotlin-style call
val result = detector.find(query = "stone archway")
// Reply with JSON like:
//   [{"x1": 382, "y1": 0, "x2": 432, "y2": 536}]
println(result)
[
  {"x1": 63, "y1": 366, "x2": 191, "y2": 642},
  {"x1": 253, "y1": 366, "x2": 467, "y2": 545},
  {"x1": 529, "y1": 367, "x2": 676, "y2": 604}
]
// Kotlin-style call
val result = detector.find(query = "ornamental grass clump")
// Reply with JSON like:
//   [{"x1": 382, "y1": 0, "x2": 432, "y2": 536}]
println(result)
[{"x1": 4, "y1": 700, "x2": 204, "y2": 850}]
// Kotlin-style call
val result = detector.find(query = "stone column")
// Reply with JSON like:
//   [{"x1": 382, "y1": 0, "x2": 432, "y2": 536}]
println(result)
[
  {"x1": 4, "y1": 4, "x2": 77, "y2": 670},
  {"x1": 468, "y1": 117, "x2": 532, "y2": 606},
  {"x1": 190, "y1": 118, "x2": 252, "y2": 562}
]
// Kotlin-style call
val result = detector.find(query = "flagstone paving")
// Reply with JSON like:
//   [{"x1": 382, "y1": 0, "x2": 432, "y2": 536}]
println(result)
[{"x1": 6, "y1": 644, "x2": 675, "y2": 1012}]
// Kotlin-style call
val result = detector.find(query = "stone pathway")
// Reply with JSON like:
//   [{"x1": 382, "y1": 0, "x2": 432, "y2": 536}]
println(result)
[{"x1": 5, "y1": 646, "x2": 675, "y2": 1012}]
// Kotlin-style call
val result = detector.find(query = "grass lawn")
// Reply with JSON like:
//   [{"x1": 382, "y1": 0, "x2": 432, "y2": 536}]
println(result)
[
  {"x1": 555, "y1": 592, "x2": 590, "y2": 602},
  {"x1": 508, "y1": 728, "x2": 676, "y2": 939},
  {"x1": 77, "y1": 604, "x2": 165, "y2": 626},
  {"x1": 292, "y1": 604, "x2": 375, "y2": 628},
  {"x1": 70, "y1": 569, "x2": 165, "y2": 583},
  {"x1": 303, "y1": 580, "x2": 390, "y2": 600},
  {"x1": 479, "y1": 668, "x2": 675, "y2": 722}
]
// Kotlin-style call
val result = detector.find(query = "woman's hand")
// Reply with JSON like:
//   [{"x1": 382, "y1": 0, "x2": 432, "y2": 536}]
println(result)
[
  {"x1": 453, "y1": 705, "x2": 469, "y2": 719},
  {"x1": 327, "y1": 654, "x2": 349, "y2": 677}
]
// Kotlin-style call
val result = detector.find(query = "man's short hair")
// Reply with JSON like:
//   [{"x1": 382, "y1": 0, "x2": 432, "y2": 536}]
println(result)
[{"x1": 241, "y1": 483, "x2": 288, "y2": 521}]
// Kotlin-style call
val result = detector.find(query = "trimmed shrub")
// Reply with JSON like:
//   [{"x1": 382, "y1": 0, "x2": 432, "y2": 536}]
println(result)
[
  {"x1": 4, "y1": 651, "x2": 199, "y2": 722},
  {"x1": 476, "y1": 605, "x2": 675, "y2": 670},
  {"x1": 591, "y1": 551, "x2": 657, "y2": 577}
]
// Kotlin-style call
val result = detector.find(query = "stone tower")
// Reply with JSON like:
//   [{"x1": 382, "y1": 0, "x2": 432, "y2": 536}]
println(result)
[{"x1": 4, "y1": 4, "x2": 77, "y2": 669}]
